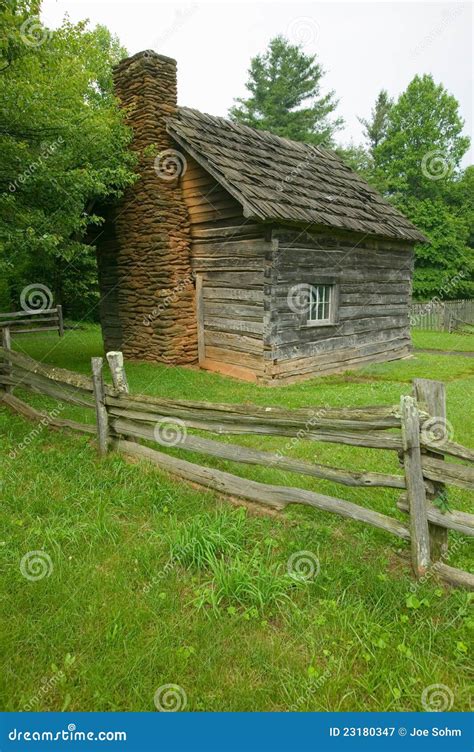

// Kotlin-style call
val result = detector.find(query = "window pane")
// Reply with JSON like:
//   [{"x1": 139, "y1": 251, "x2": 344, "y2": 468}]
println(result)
[{"x1": 307, "y1": 284, "x2": 335, "y2": 323}]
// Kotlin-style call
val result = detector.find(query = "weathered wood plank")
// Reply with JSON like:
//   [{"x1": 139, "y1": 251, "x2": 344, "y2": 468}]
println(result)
[
  {"x1": 114, "y1": 438, "x2": 410, "y2": 540},
  {"x1": 107, "y1": 404, "x2": 403, "y2": 449},
  {"x1": 1, "y1": 392, "x2": 95, "y2": 434},
  {"x1": 397, "y1": 497, "x2": 474, "y2": 537},
  {"x1": 401, "y1": 395, "x2": 431, "y2": 576},
  {"x1": 421, "y1": 455, "x2": 474, "y2": 490},
  {"x1": 414, "y1": 379, "x2": 449, "y2": 560},
  {"x1": 109, "y1": 416, "x2": 406, "y2": 489},
  {"x1": 436, "y1": 563, "x2": 474, "y2": 590},
  {"x1": 105, "y1": 393, "x2": 402, "y2": 429},
  {"x1": 106, "y1": 351, "x2": 129, "y2": 394},
  {"x1": 1, "y1": 368, "x2": 95, "y2": 408},
  {"x1": 0, "y1": 346, "x2": 94, "y2": 391},
  {"x1": 92, "y1": 357, "x2": 109, "y2": 457}
]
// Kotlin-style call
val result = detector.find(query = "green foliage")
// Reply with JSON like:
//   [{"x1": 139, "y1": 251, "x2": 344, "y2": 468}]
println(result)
[
  {"x1": 0, "y1": 2, "x2": 137, "y2": 318},
  {"x1": 365, "y1": 75, "x2": 472, "y2": 300},
  {"x1": 359, "y1": 89, "x2": 393, "y2": 153},
  {"x1": 373, "y1": 75, "x2": 469, "y2": 199},
  {"x1": 229, "y1": 36, "x2": 342, "y2": 146}
]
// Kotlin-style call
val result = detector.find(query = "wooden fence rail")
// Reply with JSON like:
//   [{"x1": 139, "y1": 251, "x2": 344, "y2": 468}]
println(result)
[
  {"x1": 0, "y1": 306, "x2": 63, "y2": 337},
  {"x1": 1, "y1": 333, "x2": 473, "y2": 590}
]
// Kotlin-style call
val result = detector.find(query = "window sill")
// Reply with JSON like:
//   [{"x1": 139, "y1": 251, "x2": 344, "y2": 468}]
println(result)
[{"x1": 303, "y1": 321, "x2": 338, "y2": 328}]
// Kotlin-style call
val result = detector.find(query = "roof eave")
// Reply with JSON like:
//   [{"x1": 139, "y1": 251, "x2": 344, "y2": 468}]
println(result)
[{"x1": 166, "y1": 121, "x2": 267, "y2": 221}]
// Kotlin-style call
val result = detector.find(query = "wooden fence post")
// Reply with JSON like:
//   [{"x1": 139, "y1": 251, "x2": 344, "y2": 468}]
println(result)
[
  {"x1": 413, "y1": 378, "x2": 448, "y2": 561},
  {"x1": 91, "y1": 357, "x2": 109, "y2": 456},
  {"x1": 106, "y1": 351, "x2": 129, "y2": 394},
  {"x1": 400, "y1": 395, "x2": 431, "y2": 577},
  {"x1": 1, "y1": 326, "x2": 12, "y2": 394},
  {"x1": 57, "y1": 305, "x2": 64, "y2": 337}
]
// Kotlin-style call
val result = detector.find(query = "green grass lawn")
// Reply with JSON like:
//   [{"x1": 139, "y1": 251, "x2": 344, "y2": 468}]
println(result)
[
  {"x1": 1, "y1": 326, "x2": 472, "y2": 712},
  {"x1": 412, "y1": 329, "x2": 474, "y2": 352}
]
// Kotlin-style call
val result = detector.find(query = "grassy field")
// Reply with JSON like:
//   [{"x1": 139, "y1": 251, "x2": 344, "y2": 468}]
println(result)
[
  {"x1": 1, "y1": 326, "x2": 472, "y2": 712},
  {"x1": 411, "y1": 329, "x2": 474, "y2": 352}
]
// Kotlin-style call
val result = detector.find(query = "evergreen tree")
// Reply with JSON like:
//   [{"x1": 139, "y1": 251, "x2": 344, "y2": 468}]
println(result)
[
  {"x1": 358, "y1": 89, "x2": 393, "y2": 153},
  {"x1": 229, "y1": 36, "x2": 342, "y2": 146}
]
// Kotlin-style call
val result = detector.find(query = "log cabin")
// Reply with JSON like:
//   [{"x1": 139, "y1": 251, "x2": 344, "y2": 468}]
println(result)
[{"x1": 95, "y1": 50, "x2": 426, "y2": 384}]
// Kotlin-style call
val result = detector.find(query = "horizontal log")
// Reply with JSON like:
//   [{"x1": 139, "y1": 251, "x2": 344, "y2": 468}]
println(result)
[
  {"x1": 0, "y1": 316, "x2": 58, "y2": 327},
  {"x1": 1, "y1": 392, "x2": 95, "y2": 434},
  {"x1": 191, "y1": 224, "x2": 264, "y2": 240},
  {"x1": 11, "y1": 326, "x2": 60, "y2": 334},
  {"x1": 105, "y1": 392, "x2": 401, "y2": 421},
  {"x1": 421, "y1": 456, "x2": 474, "y2": 490},
  {"x1": 3, "y1": 367, "x2": 95, "y2": 408},
  {"x1": 420, "y1": 435, "x2": 474, "y2": 463},
  {"x1": 0, "y1": 308, "x2": 58, "y2": 319},
  {"x1": 397, "y1": 497, "x2": 474, "y2": 537},
  {"x1": 113, "y1": 438, "x2": 410, "y2": 540},
  {"x1": 110, "y1": 416, "x2": 406, "y2": 489},
  {"x1": 105, "y1": 393, "x2": 402, "y2": 429},
  {"x1": 436, "y1": 563, "x2": 474, "y2": 590},
  {"x1": 203, "y1": 287, "x2": 264, "y2": 303},
  {"x1": 0, "y1": 346, "x2": 93, "y2": 392},
  {"x1": 107, "y1": 404, "x2": 403, "y2": 449}
]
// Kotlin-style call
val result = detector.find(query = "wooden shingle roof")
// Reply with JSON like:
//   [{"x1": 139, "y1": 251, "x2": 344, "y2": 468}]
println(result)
[{"x1": 167, "y1": 107, "x2": 426, "y2": 243}]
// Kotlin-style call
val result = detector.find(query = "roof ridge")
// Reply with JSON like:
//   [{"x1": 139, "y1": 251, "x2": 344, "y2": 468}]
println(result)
[{"x1": 176, "y1": 106, "x2": 314, "y2": 154}]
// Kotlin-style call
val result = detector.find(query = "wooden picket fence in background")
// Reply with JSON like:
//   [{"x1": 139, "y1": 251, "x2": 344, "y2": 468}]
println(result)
[
  {"x1": 410, "y1": 299, "x2": 474, "y2": 332},
  {"x1": 1, "y1": 326, "x2": 473, "y2": 590}
]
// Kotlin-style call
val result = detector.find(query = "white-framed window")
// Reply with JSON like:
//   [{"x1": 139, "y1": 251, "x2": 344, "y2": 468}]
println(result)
[
  {"x1": 308, "y1": 284, "x2": 332, "y2": 323},
  {"x1": 307, "y1": 283, "x2": 337, "y2": 325}
]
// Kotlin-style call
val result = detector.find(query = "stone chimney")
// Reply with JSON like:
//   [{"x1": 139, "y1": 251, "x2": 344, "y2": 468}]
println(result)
[{"x1": 96, "y1": 51, "x2": 197, "y2": 364}]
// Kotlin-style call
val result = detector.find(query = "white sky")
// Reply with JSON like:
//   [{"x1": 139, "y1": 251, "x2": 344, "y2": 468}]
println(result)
[{"x1": 41, "y1": 0, "x2": 473, "y2": 163}]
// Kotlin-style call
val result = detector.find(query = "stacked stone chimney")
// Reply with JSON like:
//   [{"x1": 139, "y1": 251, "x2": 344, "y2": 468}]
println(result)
[{"x1": 96, "y1": 50, "x2": 197, "y2": 364}]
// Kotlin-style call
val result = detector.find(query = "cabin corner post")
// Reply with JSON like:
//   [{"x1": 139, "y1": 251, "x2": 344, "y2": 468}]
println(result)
[
  {"x1": 106, "y1": 351, "x2": 129, "y2": 395},
  {"x1": 413, "y1": 378, "x2": 448, "y2": 561},
  {"x1": 262, "y1": 232, "x2": 279, "y2": 382},
  {"x1": 1, "y1": 326, "x2": 12, "y2": 394},
  {"x1": 91, "y1": 357, "x2": 109, "y2": 456},
  {"x1": 400, "y1": 395, "x2": 431, "y2": 577}
]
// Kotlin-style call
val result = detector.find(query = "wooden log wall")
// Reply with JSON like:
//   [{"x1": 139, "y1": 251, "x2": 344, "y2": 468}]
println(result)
[
  {"x1": 267, "y1": 226, "x2": 414, "y2": 382},
  {"x1": 95, "y1": 51, "x2": 198, "y2": 364},
  {"x1": 181, "y1": 154, "x2": 270, "y2": 381}
]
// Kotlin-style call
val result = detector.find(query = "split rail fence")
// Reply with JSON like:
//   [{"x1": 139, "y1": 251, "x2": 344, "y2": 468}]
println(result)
[
  {"x1": 0, "y1": 306, "x2": 64, "y2": 337},
  {"x1": 1, "y1": 327, "x2": 473, "y2": 590}
]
